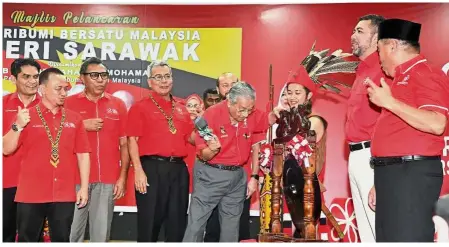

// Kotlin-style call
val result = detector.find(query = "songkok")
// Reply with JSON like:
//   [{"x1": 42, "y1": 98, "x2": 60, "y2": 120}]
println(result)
[{"x1": 378, "y1": 18, "x2": 421, "y2": 42}]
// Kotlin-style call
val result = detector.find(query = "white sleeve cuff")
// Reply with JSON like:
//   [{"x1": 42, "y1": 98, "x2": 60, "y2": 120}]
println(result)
[{"x1": 418, "y1": 104, "x2": 448, "y2": 112}]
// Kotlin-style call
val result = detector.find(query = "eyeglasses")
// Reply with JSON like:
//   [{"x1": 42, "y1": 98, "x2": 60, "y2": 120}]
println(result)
[
  {"x1": 150, "y1": 74, "x2": 172, "y2": 82},
  {"x1": 236, "y1": 107, "x2": 254, "y2": 116},
  {"x1": 82, "y1": 72, "x2": 109, "y2": 80},
  {"x1": 186, "y1": 103, "x2": 200, "y2": 109}
]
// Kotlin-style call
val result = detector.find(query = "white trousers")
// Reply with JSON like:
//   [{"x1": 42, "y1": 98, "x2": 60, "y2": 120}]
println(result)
[{"x1": 348, "y1": 146, "x2": 376, "y2": 242}]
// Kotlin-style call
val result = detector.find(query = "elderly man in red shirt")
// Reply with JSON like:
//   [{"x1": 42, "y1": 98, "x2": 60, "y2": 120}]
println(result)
[
  {"x1": 3, "y1": 68, "x2": 91, "y2": 242},
  {"x1": 183, "y1": 82, "x2": 280, "y2": 242},
  {"x1": 204, "y1": 76, "x2": 264, "y2": 242},
  {"x1": 65, "y1": 57, "x2": 130, "y2": 242},
  {"x1": 2, "y1": 58, "x2": 41, "y2": 242},
  {"x1": 346, "y1": 14, "x2": 387, "y2": 242},
  {"x1": 127, "y1": 60, "x2": 194, "y2": 242},
  {"x1": 366, "y1": 18, "x2": 449, "y2": 242}
]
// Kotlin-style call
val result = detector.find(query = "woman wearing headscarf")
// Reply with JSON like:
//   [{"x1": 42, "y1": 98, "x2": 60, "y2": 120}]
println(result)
[{"x1": 183, "y1": 94, "x2": 205, "y2": 193}]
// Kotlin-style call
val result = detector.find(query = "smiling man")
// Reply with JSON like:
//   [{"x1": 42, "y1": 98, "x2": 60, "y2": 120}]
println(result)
[
  {"x1": 3, "y1": 68, "x2": 91, "y2": 242},
  {"x1": 367, "y1": 18, "x2": 449, "y2": 242},
  {"x1": 2, "y1": 58, "x2": 41, "y2": 242},
  {"x1": 127, "y1": 60, "x2": 194, "y2": 242},
  {"x1": 345, "y1": 14, "x2": 387, "y2": 243},
  {"x1": 183, "y1": 82, "x2": 281, "y2": 242}
]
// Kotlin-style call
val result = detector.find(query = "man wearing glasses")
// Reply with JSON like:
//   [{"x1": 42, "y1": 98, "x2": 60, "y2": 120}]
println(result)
[
  {"x1": 65, "y1": 57, "x2": 130, "y2": 242},
  {"x1": 204, "y1": 77, "x2": 264, "y2": 242},
  {"x1": 127, "y1": 60, "x2": 194, "y2": 242},
  {"x1": 183, "y1": 82, "x2": 280, "y2": 242}
]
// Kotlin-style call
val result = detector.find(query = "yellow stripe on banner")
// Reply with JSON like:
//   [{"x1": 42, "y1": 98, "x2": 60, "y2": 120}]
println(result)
[{"x1": 21, "y1": 26, "x2": 242, "y2": 79}]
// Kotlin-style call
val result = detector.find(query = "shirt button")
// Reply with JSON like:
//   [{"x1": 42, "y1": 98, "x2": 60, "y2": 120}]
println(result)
[{"x1": 54, "y1": 178, "x2": 57, "y2": 181}]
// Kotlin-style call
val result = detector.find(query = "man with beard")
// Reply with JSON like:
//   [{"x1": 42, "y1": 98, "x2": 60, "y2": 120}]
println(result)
[
  {"x1": 2, "y1": 58, "x2": 41, "y2": 242},
  {"x1": 367, "y1": 18, "x2": 449, "y2": 242},
  {"x1": 65, "y1": 57, "x2": 130, "y2": 242},
  {"x1": 127, "y1": 60, "x2": 194, "y2": 242},
  {"x1": 3, "y1": 68, "x2": 90, "y2": 242},
  {"x1": 203, "y1": 88, "x2": 220, "y2": 109},
  {"x1": 216, "y1": 72, "x2": 239, "y2": 100},
  {"x1": 346, "y1": 14, "x2": 387, "y2": 242}
]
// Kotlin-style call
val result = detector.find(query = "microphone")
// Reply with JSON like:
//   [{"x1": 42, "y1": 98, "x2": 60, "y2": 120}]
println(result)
[{"x1": 194, "y1": 116, "x2": 214, "y2": 141}]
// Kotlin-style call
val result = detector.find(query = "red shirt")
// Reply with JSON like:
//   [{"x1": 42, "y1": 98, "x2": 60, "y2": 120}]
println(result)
[
  {"x1": 372, "y1": 55, "x2": 449, "y2": 157},
  {"x1": 244, "y1": 110, "x2": 268, "y2": 181},
  {"x1": 345, "y1": 52, "x2": 389, "y2": 143},
  {"x1": 244, "y1": 132, "x2": 266, "y2": 182},
  {"x1": 127, "y1": 91, "x2": 194, "y2": 157},
  {"x1": 65, "y1": 92, "x2": 128, "y2": 184},
  {"x1": 2, "y1": 93, "x2": 40, "y2": 188},
  {"x1": 15, "y1": 103, "x2": 91, "y2": 203},
  {"x1": 185, "y1": 144, "x2": 196, "y2": 193},
  {"x1": 195, "y1": 101, "x2": 270, "y2": 166}
]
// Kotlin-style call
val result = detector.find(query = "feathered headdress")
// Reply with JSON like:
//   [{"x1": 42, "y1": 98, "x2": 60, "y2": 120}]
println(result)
[{"x1": 298, "y1": 40, "x2": 359, "y2": 93}]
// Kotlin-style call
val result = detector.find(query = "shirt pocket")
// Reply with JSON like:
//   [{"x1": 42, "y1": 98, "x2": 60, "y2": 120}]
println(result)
[
  {"x1": 174, "y1": 112, "x2": 193, "y2": 134},
  {"x1": 103, "y1": 114, "x2": 121, "y2": 134}
]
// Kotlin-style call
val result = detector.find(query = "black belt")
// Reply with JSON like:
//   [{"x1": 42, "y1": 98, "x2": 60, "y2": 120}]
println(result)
[
  {"x1": 370, "y1": 155, "x2": 441, "y2": 168},
  {"x1": 349, "y1": 141, "x2": 370, "y2": 152},
  {"x1": 146, "y1": 155, "x2": 184, "y2": 163},
  {"x1": 201, "y1": 161, "x2": 242, "y2": 171}
]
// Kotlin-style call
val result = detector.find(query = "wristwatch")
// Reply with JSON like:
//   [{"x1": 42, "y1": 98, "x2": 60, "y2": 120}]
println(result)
[
  {"x1": 251, "y1": 174, "x2": 259, "y2": 180},
  {"x1": 11, "y1": 123, "x2": 23, "y2": 132}
]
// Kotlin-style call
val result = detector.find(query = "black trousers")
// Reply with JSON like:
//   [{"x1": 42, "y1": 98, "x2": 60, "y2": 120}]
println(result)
[
  {"x1": 16, "y1": 202, "x2": 75, "y2": 242},
  {"x1": 135, "y1": 156, "x2": 189, "y2": 242},
  {"x1": 374, "y1": 159, "x2": 443, "y2": 242},
  {"x1": 204, "y1": 197, "x2": 251, "y2": 242},
  {"x1": 3, "y1": 187, "x2": 18, "y2": 242}
]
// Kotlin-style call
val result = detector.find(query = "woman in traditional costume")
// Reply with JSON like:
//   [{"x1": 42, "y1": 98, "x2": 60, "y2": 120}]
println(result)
[{"x1": 258, "y1": 43, "x2": 358, "y2": 240}]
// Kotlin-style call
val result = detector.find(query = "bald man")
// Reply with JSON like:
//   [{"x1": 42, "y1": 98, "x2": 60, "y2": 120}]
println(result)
[{"x1": 216, "y1": 72, "x2": 239, "y2": 99}]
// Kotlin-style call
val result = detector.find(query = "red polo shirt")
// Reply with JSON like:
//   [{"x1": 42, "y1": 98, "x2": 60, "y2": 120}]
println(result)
[
  {"x1": 244, "y1": 110, "x2": 268, "y2": 180},
  {"x1": 372, "y1": 55, "x2": 449, "y2": 157},
  {"x1": 244, "y1": 132, "x2": 266, "y2": 182},
  {"x1": 2, "y1": 93, "x2": 40, "y2": 188},
  {"x1": 15, "y1": 103, "x2": 91, "y2": 203},
  {"x1": 127, "y1": 91, "x2": 194, "y2": 157},
  {"x1": 195, "y1": 101, "x2": 270, "y2": 166},
  {"x1": 65, "y1": 92, "x2": 127, "y2": 184},
  {"x1": 345, "y1": 52, "x2": 389, "y2": 143}
]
